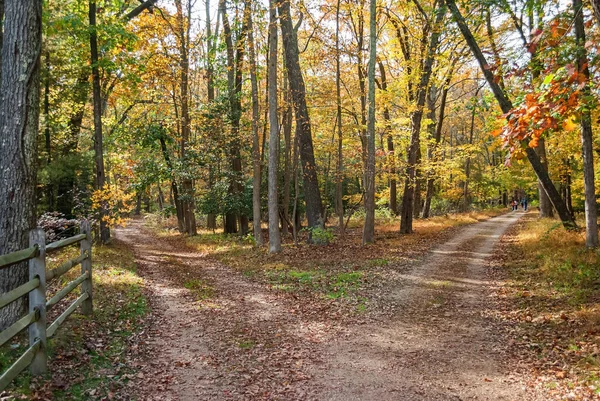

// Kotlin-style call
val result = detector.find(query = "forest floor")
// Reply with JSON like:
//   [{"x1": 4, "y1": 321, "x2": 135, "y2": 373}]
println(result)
[{"x1": 108, "y1": 211, "x2": 564, "y2": 401}]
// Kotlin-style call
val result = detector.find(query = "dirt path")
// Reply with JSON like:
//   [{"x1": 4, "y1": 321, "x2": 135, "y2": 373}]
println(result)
[{"x1": 115, "y1": 212, "x2": 544, "y2": 401}]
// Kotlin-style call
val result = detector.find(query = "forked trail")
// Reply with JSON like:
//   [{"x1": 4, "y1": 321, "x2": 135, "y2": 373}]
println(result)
[{"x1": 115, "y1": 212, "x2": 545, "y2": 401}]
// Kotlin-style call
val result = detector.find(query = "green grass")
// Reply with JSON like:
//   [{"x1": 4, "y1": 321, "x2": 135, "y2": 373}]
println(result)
[
  {"x1": 184, "y1": 278, "x2": 215, "y2": 301},
  {"x1": 265, "y1": 268, "x2": 364, "y2": 301}
]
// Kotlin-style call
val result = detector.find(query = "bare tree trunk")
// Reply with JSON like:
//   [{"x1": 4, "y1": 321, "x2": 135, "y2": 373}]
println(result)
[
  {"x1": 574, "y1": 0, "x2": 599, "y2": 247},
  {"x1": 446, "y1": 0, "x2": 576, "y2": 229},
  {"x1": 362, "y1": 0, "x2": 377, "y2": 244},
  {"x1": 279, "y1": 0, "x2": 324, "y2": 234},
  {"x1": 89, "y1": 1, "x2": 110, "y2": 243},
  {"x1": 0, "y1": 0, "x2": 42, "y2": 329},
  {"x1": 267, "y1": 0, "x2": 282, "y2": 252},
  {"x1": 247, "y1": 1, "x2": 263, "y2": 246}
]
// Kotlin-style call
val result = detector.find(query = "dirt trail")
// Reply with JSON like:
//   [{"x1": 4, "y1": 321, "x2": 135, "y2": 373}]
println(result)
[
  {"x1": 313, "y1": 212, "x2": 541, "y2": 401},
  {"x1": 115, "y1": 212, "x2": 544, "y2": 401}
]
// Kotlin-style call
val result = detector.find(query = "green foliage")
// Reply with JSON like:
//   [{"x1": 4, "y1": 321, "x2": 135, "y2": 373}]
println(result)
[{"x1": 304, "y1": 226, "x2": 335, "y2": 244}]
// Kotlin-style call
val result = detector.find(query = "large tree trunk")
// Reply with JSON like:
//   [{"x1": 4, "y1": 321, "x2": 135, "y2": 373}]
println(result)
[
  {"x1": 267, "y1": 0, "x2": 282, "y2": 252},
  {"x1": 0, "y1": 0, "x2": 42, "y2": 329},
  {"x1": 362, "y1": 0, "x2": 377, "y2": 244},
  {"x1": 400, "y1": 5, "x2": 445, "y2": 234},
  {"x1": 574, "y1": 0, "x2": 599, "y2": 247},
  {"x1": 279, "y1": 0, "x2": 324, "y2": 234},
  {"x1": 89, "y1": 1, "x2": 110, "y2": 243},
  {"x1": 247, "y1": 1, "x2": 263, "y2": 246},
  {"x1": 446, "y1": 0, "x2": 576, "y2": 229}
]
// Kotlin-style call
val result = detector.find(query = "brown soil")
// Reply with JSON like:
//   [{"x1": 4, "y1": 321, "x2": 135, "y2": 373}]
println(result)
[{"x1": 115, "y1": 212, "x2": 549, "y2": 400}]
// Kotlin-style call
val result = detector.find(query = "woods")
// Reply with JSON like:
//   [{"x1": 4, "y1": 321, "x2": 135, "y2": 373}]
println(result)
[
  {"x1": 2, "y1": 0, "x2": 600, "y2": 398},
  {"x1": 1, "y1": 0, "x2": 600, "y2": 326}
]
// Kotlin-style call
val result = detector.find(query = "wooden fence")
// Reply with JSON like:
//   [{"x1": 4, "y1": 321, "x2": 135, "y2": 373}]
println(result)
[{"x1": 0, "y1": 221, "x2": 93, "y2": 391}]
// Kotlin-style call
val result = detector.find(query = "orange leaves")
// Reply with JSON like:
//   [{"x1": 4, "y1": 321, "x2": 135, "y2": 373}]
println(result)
[{"x1": 496, "y1": 67, "x2": 584, "y2": 160}]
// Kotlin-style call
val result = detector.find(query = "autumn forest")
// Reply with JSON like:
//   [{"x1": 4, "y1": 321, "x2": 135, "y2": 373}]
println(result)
[{"x1": 1, "y1": 0, "x2": 600, "y2": 399}]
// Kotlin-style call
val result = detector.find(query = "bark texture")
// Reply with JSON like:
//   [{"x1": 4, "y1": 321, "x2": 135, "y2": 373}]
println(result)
[
  {"x1": 0, "y1": 0, "x2": 42, "y2": 329},
  {"x1": 268, "y1": 0, "x2": 281, "y2": 253},
  {"x1": 279, "y1": 0, "x2": 324, "y2": 232}
]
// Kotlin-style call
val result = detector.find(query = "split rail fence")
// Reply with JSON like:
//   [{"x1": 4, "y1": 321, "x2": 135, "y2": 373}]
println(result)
[{"x1": 0, "y1": 221, "x2": 93, "y2": 391}]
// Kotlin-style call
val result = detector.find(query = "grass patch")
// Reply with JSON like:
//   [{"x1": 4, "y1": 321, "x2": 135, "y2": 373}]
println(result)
[
  {"x1": 184, "y1": 278, "x2": 215, "y2": 301},
  {"x1": 238, "y1": 340, "x2": 256, "y2": 349},
  {"x1": 1, "y1": 241, "x2": 148, "y2": 400}
]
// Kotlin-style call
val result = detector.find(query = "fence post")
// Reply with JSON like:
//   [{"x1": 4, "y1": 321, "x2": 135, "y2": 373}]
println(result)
[
  {"x1": 28, "y1": 228, "x2": 47, "y2": 376},
  {"x1": 80, "y1": 220, "x2": 93, "y2": 315}
]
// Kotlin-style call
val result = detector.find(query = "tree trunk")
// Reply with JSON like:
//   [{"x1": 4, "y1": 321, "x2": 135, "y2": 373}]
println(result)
[
  {"x1": 282, "y1": 74, "x2": 293, "y2": 236},
  {"x1": 574, "y1": 0, "x2": 599, "y2": 247},
  {"x1": 378, "y1": 62, "x2": 396, "y2": 216},
  {"x1": 206, "y1": 0, "x2": 217, "y2": 230},
  {"x1": 0, "y1": 0, "x2": 42, "y2": 329},
  {"x1": 535, "y1": 139, "x2": 553, "y2": 217},
  {"x1": 335, "y1": 0, "x2": 345, "y2": 232},
  {"x1": 175, "y1": 0, "x2": 197, "y2": 236},
  {"x1": 279, "y1": 0, "x2": 324, "y2": 233},
  {"x1": 89, "y1": 1, "x2": 110, "y2": 243},
  {"x1": 400, "y1": 5, "x2": 445, "y2": 234},
  {"x1": 267, "y1": 0, "x2": 282, "y2": 252},
  {"x1": 446, "y1": 0, "x2": 576, "y2": 229},
  {"x1": 221, "y1": 0, "x2": 250, "y2": 235},
  {"x1": 363, "y1": 0, "x2": 377, "y2": 244},
  {"x1": 248, "y1": 1, "x2": 263, "y2": 246},
  {"x1": 462, "y1": 94, "x2": 478, "y2": 212}
]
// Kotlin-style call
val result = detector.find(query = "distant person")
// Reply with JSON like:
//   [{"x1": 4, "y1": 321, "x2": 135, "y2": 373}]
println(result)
[
  {"x1": 521, "y1": 196, "x2": 528, "y2": 212},
  {"x1": 511, "y1": 199, "x2": 518, "y2": 211}
]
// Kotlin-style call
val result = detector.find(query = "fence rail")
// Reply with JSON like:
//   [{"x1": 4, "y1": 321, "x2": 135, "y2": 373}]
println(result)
[{"x1": 0, "y1": 220, "x2": 93, "y2": 392}]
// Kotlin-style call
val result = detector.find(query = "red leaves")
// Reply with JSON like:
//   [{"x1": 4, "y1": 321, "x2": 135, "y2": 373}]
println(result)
[{"x1": 497, "y1": 65, "x2": 585, "y2": 159}]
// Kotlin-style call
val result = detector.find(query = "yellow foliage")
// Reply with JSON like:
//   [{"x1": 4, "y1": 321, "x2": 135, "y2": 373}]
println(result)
[{"x1": 91, "y1": 184, "x2": 136, "y2": 228}]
